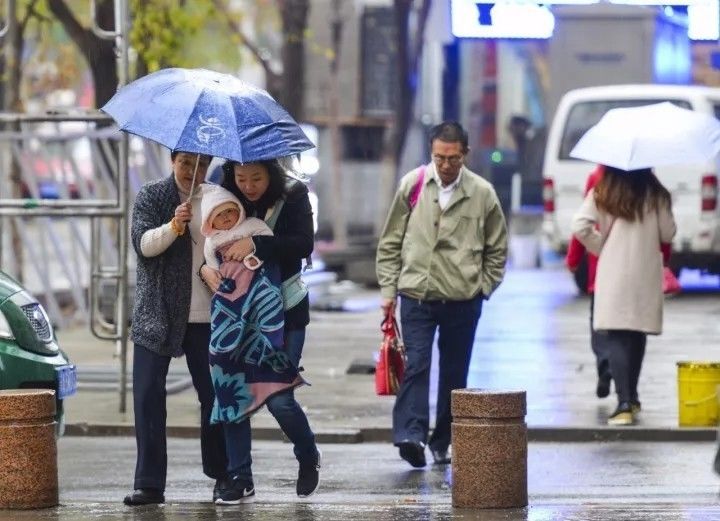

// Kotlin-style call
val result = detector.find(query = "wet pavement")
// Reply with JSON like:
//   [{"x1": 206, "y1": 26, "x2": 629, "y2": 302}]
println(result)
[
  {"x1": 5, "y1": 267, "x2": 720, "y2": 519},
  {"x1": 3, "y1": 437, "x2": 720, "y2": 520},
  {"x1": 57, "y1": 267, "x2": 720, "y2": 439},
  {"x1": 9, "y1": 503, "x2": 720, "y2": 521}
]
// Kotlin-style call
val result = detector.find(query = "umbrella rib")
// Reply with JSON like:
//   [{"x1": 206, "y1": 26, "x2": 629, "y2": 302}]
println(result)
[
  {"x1": 177, "y1": 87, "x2": 209, "y2": 153},
  {"x1": 230, "y1": 96, "x2": 244, "y2": 164}
]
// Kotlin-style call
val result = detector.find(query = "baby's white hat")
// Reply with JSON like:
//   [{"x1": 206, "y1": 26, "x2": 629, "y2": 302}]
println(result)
[{"x1": 200, "y1": 184, "x2": 245, "y2": 237}]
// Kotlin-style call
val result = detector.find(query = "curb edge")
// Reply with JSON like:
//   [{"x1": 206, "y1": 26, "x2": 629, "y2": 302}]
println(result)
[{"x1": 64, "y1": 423, "x2": 719, "y2": 443}]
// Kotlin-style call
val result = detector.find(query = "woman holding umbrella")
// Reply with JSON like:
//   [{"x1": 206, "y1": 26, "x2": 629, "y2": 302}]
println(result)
[
  {"x1": 198, "y1": 158, "x2": 320, "y2": 504},
  {"x1": 124, "y1": 151, "x2": 228, "y2": 505},
  {"x1": 572, "y1": 166, "x2": 676, "y2": 425}
]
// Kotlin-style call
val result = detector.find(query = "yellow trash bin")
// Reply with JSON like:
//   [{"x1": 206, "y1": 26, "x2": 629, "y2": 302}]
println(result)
[{"x1": 677, "y1": 362, "x2": 720, "y2": 427}]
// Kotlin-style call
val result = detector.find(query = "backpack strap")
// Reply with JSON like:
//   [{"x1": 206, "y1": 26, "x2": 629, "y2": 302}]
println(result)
[
  {"x1": 408, "y1": 165, "x2": 426, "y2": 210},
  {"x1": 264, "y1": 198, "x2": 285, "y2": 230}
]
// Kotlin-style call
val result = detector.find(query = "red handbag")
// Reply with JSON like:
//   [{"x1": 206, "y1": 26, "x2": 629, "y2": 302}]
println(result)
[
  {"x1": 663, "y1": 267, "x2": 681, "y2": 295},
  {"x1": 375, "y1": 312, "x2": 406, "y2": 396}
]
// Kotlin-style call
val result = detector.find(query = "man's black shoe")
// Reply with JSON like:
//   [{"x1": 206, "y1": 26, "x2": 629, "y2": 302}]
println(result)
[
  {"x1": 123, "y1": 488, "x2": 164, "y2": 506},
  {"x1": 397, "y1": 440, "x2": 426, "y2": 468},
  {"x1": 430, "y1": 448, "x2": 451, "y2": 465},
  {"x1": 213, "y1": 478, "x2": 230, "y2": 502}
]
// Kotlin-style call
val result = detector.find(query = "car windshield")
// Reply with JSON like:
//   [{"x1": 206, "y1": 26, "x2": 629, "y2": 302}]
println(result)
[{"x1": 559, "y1": 99, "x2": 693, "y2": 159}]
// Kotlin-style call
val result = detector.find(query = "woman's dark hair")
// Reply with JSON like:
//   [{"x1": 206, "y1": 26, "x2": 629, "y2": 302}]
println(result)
[
  {"x1": 220, "y1": 159, "x2": 288, "y2": 212},
  {"x1": 594, "y1": 166, "x2": 672, "y2": 221}
]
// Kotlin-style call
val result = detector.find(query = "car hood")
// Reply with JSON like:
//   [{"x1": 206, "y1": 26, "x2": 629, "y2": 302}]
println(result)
[{"x1": 0, "y1": 270, "x2": 22, "y2": 302}]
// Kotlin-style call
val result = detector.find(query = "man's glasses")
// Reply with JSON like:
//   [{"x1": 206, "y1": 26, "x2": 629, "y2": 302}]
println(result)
[{"x1": 432, "y1": 154, "x2": 463, "y2": 167}]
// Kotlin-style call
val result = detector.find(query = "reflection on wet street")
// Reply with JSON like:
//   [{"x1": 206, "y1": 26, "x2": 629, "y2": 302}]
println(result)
[
  {"x1": 452, "y1": 268, "x2": 720, "y2": 428},
  {"x1": 5, "y1": 500, "x2": 720, "y2": 521},
  {"x1": 1, "y1": 437, "x2": 717, "y2": 520},
  {"x1": 6, "y1": 269, "x2": 720, "y2": 520}
]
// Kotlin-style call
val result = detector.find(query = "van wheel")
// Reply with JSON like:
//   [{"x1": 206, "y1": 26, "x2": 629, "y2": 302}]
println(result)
[{"x1": 573, "y1": 254, "x2": 589, "y2": 295}]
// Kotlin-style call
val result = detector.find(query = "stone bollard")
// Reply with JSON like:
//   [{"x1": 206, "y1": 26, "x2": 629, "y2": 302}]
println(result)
[
  {"x1": 451, "y1": 389, "x2": 527, "y2": 509},
  {"x1": 0, "y1": 390, "x2": 58, "y2": 509}
]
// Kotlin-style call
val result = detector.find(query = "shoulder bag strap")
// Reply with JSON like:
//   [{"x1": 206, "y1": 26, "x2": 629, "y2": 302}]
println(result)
[{"x1": 408, "y1": 165, "x2": 426, "y2": 211}]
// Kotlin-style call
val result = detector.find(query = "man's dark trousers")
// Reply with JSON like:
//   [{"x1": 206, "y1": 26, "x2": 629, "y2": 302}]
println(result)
[
  {"x1": 132, "y1": 323, "x2": 227, "y2": 490},
  {"x1": 393, "y1": 294, "x2": 483, "y2": 452}
]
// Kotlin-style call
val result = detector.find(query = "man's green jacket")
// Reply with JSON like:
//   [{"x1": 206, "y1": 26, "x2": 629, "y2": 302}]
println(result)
[{"x1": 376, "y1": 165, "x2": 508, "y2": 302}]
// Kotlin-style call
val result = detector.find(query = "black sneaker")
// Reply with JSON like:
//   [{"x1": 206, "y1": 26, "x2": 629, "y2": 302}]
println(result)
[
  {"x1": 297, "y1": 448, "x2": 322, "y2": 497},
  {"x1": 213, "y1": 477, "x2": 230, "y2": 502},
  {"x1": 214, "y1": 475, "x2": 255, "y2": 505}
]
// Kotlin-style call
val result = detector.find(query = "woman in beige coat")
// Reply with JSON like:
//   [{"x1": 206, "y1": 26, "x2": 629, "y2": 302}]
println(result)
[{"x1": 572, "y1": 166, "x2": 676, "y2": 426}]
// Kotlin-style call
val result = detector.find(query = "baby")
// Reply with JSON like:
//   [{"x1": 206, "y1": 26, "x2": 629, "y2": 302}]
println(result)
[
  {"x1": 202, "y1": 184, "x2": 296, "y2": 426},
  {"x1": 200, "y1": 184, "x2": 273, "y2": 300}
]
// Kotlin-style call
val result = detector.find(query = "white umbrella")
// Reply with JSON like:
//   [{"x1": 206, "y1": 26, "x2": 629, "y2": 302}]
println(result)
[{"x1": 569, "y1": 102, "x2": 720, "y2": 170}]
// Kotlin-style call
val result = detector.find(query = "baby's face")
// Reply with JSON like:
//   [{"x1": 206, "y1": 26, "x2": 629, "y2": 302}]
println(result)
[{"x1": 212, "y1": 207, "x2": 240, "y2": 231}]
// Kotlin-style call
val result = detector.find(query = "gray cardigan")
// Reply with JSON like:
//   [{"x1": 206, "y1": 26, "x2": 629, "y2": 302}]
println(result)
[{"x1": 130, "y1": 175, "x2": 193, "y2": 357}]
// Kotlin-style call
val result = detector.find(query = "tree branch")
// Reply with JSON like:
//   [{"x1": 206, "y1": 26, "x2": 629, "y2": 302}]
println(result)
[
  {"x1": 20, "y1": 0, "x2": 44, "y2": 33},
  {"x1": 277, "y1": 0, "x2": 308, "y2": 118},
  {"x1": 47, "y1": 0, "x2": 117, "y2": 107},
  {"x1": 46, "y1": 0, "x2": 92, "y2": 51},
  {"x1": 211, "y1": 0, "x2": 277, "y2": 80}
]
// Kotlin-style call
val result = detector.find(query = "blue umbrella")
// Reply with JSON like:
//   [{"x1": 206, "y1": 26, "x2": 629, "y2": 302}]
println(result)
[{"x1": 101, "y1": 68, "x2": 314, "y2": 164}]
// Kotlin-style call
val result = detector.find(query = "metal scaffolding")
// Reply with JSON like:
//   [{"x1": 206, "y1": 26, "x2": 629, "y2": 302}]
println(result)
[{"x1": 0, "y1": 0, "x2": 134, "y2": 413}]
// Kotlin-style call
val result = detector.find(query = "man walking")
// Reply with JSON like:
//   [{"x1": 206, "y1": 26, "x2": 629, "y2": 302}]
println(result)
[{"x1": 376, "y1": 121, "x2": 507, "y2": 467}]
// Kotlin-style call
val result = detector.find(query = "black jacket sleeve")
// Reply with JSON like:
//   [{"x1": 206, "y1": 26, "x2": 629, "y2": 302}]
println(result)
[{"x1": 253, "y1": 182, "x2": 314, "y2": 263}]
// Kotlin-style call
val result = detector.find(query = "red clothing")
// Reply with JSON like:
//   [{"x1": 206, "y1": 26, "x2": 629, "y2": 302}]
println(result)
[
  {"x1": 566, "y1": 166, "x2": 603, "y2": 292},
  {"x1": 566, "y1": 165, "x2": 672, "y2": 293}
]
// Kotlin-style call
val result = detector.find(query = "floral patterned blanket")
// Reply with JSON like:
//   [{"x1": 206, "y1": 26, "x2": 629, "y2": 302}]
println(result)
[{"x1": 209, "y1": 261, "x2": 304, "y2": 424}]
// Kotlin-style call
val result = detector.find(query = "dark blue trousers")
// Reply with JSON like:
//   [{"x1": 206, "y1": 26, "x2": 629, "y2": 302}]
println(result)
[
  {"x1": 223, "y1": 328, "x2": 316, "y2": 479},
  {"x1": 590, "y1": 295, "x2": 612, "y2": 380},
  {"x1": 605, "y1": 329, "x2": 646, "y2": 404},
  {"x1": 132, "y1": 323, "x2": 227, "y2": 491},
  {"x1": 393, "y1": 295, "x2": 483, "y2": 452}
]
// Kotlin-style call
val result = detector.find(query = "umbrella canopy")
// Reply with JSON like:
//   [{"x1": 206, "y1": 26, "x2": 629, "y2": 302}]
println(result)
[
  {"x1": 569, "y1": 102, "x2": 720, "y2": 171},
  {"x1": 101, "y1": 68, "x2": 314, "y2": 164}
]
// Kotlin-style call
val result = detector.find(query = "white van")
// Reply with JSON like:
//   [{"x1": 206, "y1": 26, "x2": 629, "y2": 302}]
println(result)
[{"x1": 542, "y1": 84, "x2": 720, "y2": 291}]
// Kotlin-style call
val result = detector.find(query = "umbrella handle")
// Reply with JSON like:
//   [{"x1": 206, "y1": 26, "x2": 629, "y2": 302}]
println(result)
[{"x1": 187, "y1": 153, "x2": 200, "y2": 202}]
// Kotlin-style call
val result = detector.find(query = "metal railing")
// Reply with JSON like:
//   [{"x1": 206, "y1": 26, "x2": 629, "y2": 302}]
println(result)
[{"x1": 0, "y1": 112, "x2": 170, "y2": 411}]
